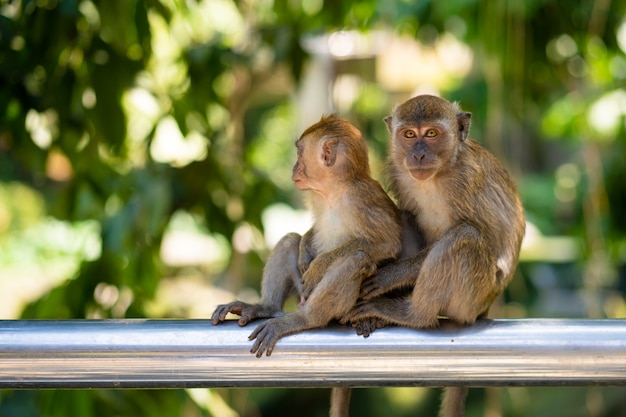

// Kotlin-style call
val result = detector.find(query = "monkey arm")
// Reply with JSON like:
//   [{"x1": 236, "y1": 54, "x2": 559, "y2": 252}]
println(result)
[
  {"x1": 251, "y1": 249, "x2": 376, "y2": 357},
  {"x1": 211, "y1": 233, "x2": 301, "y2": 327}
]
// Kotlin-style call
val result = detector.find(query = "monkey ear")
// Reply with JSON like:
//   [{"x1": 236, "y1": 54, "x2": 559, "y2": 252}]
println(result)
[
  {"x1": 321, "y1": 139, "x2": 338, "y2": 167},
  {"x1": 457, "y1": 112, "x2": 472, "y2": 142},
  {"x1": 383, "y1": 116, "x2": 393, "y2": 133}
]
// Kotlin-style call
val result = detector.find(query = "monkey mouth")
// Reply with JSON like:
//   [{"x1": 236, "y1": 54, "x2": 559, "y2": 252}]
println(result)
[
  {"x1": 292, "y1": 179, "x2": 308, "y2": 190},
  {"x1": 408, "y1": 167, "x2": 436, "y2": 181}
]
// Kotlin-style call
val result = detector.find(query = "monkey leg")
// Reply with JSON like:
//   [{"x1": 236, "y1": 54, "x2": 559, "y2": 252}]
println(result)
[
  {"x1": 412, "y1": 224, "x2": 498, "y2": 325},
  {"x1": 347, "y1": 225, "x2": 497, "y2": 329},
  {"x1": 211, "y1": 233, "x2": 302, "y2": 326},
  {"x1": 330, "y1": 387, "x2": 351, "y2": 417},
  {"x1": 250, "y1": 251, "x2": 376, "y2": 357},
  {"x1": 260, "y1": 232, "x2": 304, "y2": 308},
  {"x1": 440, "y1": 386, "x2": 468, "y2": 417}
]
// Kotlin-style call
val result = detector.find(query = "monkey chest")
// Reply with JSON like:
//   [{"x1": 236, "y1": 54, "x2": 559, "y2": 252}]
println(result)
[
  {"x1": 313, "y1": 210, "x2": 354, "y2": 253},
  {"x1": 411, "y1": 185, "x2": 453, "y2": 244}
]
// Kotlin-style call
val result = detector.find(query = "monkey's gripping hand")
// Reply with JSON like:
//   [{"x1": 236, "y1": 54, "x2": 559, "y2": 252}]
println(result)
[
  {"x1": 211, "y1": 301, "x2": 284, "y2": 327},
  {"x1": 297, "y1": 229, "x2": 315, "y2": 276},
  {"x1": 300, "y1": 256, "x2": 328, "y2": 301},
  {"x1": 249, "y1": 315, "x2": 303, "y2": 357},
  {"x1": 358, "y1": 256, "x2": 421, "y2": 300}
]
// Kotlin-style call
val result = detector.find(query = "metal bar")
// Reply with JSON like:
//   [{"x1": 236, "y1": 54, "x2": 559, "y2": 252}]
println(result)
[{"x1": 0, "y1": 319, "x2": 625, "y2": 389}]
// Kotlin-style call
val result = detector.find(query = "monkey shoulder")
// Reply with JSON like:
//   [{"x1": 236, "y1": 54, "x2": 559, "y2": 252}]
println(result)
[
  {"x1": 457, "y1": 140, "x2": 526, "y2": 274},
  {"x1": 454, "y1": 141, "x2": 520, "y2": 205},
  {"x1": 350, "y1": 178, "x2": 401, "y2": 224}
]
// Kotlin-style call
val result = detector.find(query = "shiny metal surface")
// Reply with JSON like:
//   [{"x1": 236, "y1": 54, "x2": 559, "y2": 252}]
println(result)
[{"x1": 0, "y1": 319, "x2": 625, "y2": 389}]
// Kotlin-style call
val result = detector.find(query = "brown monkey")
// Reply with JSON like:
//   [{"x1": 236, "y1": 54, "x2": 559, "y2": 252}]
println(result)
[
  {"x1": 343, "y1": 95, "x2": 525, "y2": 417},
  {"x1": 212, "y1": 114, "x2": 402, "y2": 417}
]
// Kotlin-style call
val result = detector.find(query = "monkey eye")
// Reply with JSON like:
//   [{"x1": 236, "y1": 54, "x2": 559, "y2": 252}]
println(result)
[
  {"x1": 425, "y1": 129, "x2": 438, "y2": 138},
  {"x1": 403, "y1": 130, "x2": 416, "y2": 139}
]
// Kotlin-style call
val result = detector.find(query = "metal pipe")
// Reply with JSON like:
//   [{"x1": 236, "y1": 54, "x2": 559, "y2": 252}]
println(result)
[{"x1": 0, "y1": 319, "x2": 625, "y2": 389}]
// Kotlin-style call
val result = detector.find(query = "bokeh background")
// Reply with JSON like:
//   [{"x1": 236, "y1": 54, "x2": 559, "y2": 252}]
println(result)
[{"x1": 1, "y1": 0, "x2": 626, "y2": 416}]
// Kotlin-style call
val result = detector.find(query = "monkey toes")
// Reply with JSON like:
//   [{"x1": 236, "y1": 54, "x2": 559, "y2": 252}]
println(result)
[
  {"x1": 352, "y1": 318, "x2": 386, "y2": 338},
  {"x1": 249, "y1": 320, "x2": 284, "y2": 357}
]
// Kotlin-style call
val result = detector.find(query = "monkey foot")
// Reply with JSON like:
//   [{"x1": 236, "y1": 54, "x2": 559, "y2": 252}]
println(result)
[{"x1": 351, "y1": 318, "x2": 387, "y2": 338}]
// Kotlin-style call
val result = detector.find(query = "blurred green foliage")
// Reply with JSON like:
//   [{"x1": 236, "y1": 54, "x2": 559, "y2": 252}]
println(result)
[{"x1": 1, "y1": 0, "x2": 626, "y2": 416}]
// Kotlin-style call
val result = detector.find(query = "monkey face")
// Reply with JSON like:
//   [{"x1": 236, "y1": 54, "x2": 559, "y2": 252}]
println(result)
[
  {"x1": 389, "y1": 120, "x2": 455, "y2": 181},
  {"x1": 292, "y1": 138, "x2": 313, "y2": 190},
  {"x1": 292, "y1": 134, "x2": 337, "y2": 191},
  {"x1": 292, "y1": 114, "x2": 372, "y2": 195},
  {"x1": 396, "y1": 124, "x2": 447, "y2": 180},
  {"x1": 386, "y1": 95, "x2": 473, "y2": 182}
]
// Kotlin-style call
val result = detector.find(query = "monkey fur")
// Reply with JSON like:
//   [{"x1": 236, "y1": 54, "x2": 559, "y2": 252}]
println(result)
[
  {"x1": 212, "y1": 114, "x2": 402, "y2": 417},
  {"x1": 343, "y1": 95, "x2": 525, "y2": 417}
]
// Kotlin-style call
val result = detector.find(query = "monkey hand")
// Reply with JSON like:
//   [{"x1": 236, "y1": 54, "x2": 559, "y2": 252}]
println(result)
[
  {"x1": 359, "y1": 274, "x2": 395, "y2": 300},
  {"x1": 297, "y1": 230, "x2": 315, "y2": 275},
  {"x1": 300, "y1": 259, "x2": 326, "y2": 301},
  {"x1": 297, "y1": 253, "x2": 313, "y2": 276},
  {"x1": 249, "y1": 316, "x2": 299, "y2": 357},
  {"x1": 211, "y1": 301, "x2": 283, "y2": 327},
  {"x1": 359, "y1": 266, "x2": 416, "y2": 300}
]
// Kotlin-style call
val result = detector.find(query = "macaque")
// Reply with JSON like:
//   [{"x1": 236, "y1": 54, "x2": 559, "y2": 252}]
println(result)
[
  {"x1": 343, "y1": 95, "x2": 525, "y2": 417},
  {"x1": 212, "y1": 114, "x2": 402, "y2": 417}
]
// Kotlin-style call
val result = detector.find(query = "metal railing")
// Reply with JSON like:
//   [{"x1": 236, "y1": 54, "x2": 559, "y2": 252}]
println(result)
[{"x1": 0, "y1": 319, "x2": 625, "y2": 389}]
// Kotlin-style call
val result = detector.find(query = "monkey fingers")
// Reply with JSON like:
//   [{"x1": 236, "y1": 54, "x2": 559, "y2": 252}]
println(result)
[
  {"x1": 239, "y1": 305, "x2": 287, "y2": 326},
  {"x1": 211, "y1": 301, "x2": 251, "y2": 325},
  {"x1": 358, "y1": 277, "x2": 385, "y2": 300},
  {"x1": 212, "y1": 302, "x2": 284, "y2": 327},
  {"x1": 300, "y1": 280, "x2": 314, "y2": 302},
  {"x1": 297, "y1": 252, "x2": 313, "y2": 276},
  {"x1": 249, "y1": 319, "x2": 285, "y2": 357},
  {"x1": 359, "y1": 266, "x2": 417, "y2": 300},
  {"x1": 300, "y1": 268, "x2": 324, "y2": 301}
]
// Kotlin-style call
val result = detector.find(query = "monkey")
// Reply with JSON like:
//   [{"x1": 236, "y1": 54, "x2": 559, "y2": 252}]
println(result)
[
  {"x1": 211, "y1": 114, "x2": 403, "y2": 417},
  {"x1": 342, "y1": 95, "x2": 526, "y2": 417}
]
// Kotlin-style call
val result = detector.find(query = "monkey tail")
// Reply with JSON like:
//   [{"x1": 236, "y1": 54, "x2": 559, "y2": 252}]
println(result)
[
  {"x1": 439, "y1": 386, "x2": 468, "y2": 417},
  {"x1": 329, "y1": 387, "x2": 352, "y2": 417}
]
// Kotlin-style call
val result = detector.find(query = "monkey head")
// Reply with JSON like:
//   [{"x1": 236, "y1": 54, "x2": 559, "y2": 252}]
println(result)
[
  {"x1": 292, "y1": 114, "x2": 370, "y2": 191},
  {"x1": 385, "y1": 95, "x2": 471, "y2": 181}
]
